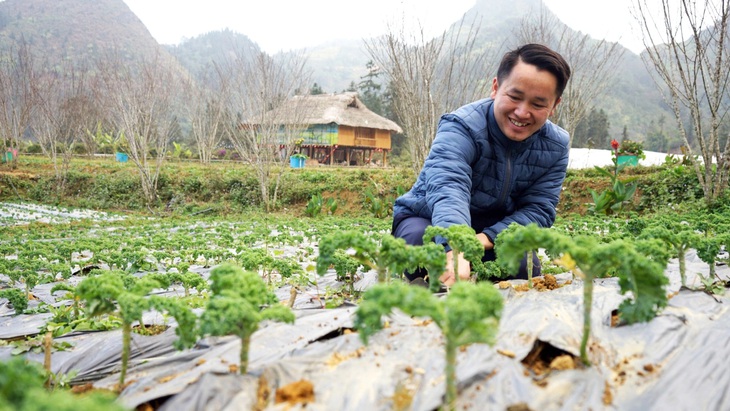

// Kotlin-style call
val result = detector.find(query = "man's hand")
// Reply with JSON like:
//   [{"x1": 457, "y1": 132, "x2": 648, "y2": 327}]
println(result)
[
  {"x1": 438, "y1": 233, "x2": 492, "y2": 287},
  {"x1": 476, "y1": 233, "x2": 493, "y2": 250},
  {"x1": 439, "y1": 250, "x2": 471, "y2": 286}
]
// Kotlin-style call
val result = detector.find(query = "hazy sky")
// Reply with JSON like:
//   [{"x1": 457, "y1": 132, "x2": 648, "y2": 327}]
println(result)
[{"x1": 122, "y1": 0, "x2": 647, "y2": 54}]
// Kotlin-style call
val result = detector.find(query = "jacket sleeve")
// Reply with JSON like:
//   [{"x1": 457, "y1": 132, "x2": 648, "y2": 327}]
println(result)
[
  {"x1": 422, "y1": 115, "x2": 479, "y2": 244},
  {"x1": 482, "y1": 140, "x2": 569, "y2": 242}
]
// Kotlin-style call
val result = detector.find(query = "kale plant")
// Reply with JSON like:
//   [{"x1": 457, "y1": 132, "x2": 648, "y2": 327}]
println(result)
[
  {"x1": 199, "y1": 263, "x2": 295, "y2": 374},
  {"x1": 423, "y1": 225, "x2": 484, "y2": 284},
  {"x1": 496, "y1": 223, "x2": 571, "y2": 288},
  {"x1": 355, "y1": 281, "x2": 503, "y2": 411},
  {"x1": 640, "y1": 219, "x2": 698, "y2": 288},
  {"x1": 76, "y1": 271, "x2": 197, "y2": 388},
  {"x1": 316, "y1": 230, "x2": 446, "y2": 290},
  {"x1": 497, "y1": 223, "x2": 668, "y2": 365},
  {"x1": 0, "y1": 288, "x2": 28, "y2": 314},
  {"x1": 0, "y1": 357, "x2": 128, "y2": 411}
]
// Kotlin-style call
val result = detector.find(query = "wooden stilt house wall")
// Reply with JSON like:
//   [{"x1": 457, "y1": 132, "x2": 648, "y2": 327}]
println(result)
[{"x1": 266, "y1": 92, "x2": 402, "y2": 166}]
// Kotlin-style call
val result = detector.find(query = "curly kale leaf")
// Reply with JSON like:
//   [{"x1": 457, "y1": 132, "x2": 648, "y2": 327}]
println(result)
[
  {"x1": 423, "y1": 225, "x2": 484, "y2": 265},
  {"x1": 354, "y1": 281, "x2": 502, "y2": 347},
  {"x1": 354, "y1": 282, "x2": 441, "y2": 344},
  {"x1": 444, "y1": 281, "x2": 503, "y2": 347}
]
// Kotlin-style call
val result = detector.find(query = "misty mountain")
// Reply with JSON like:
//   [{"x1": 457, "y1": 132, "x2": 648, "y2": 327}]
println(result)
[
  {"x1": 163, "y1": 29, "x2": 262, "y2": 77},
  {"x1": 0, "y1": 0, "x2": 164, "y2": 64},
  {"x1": 0, "y1": 0, "x2": 671, "y2": 142},
  {"x1": 293, "y1": 0, "x2": 669, "y2": 139}
]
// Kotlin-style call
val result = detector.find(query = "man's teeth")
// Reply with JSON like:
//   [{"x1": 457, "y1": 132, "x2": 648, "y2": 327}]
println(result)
[{"x1": 510, "y1": 119, "x2": 527, "y2": 127}]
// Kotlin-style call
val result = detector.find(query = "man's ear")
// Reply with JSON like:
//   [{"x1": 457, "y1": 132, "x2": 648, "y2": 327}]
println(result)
[
  {"x1": 490, "y1": 77, "x2": 499, "y2": 98},
  {"x1": 550, "y1": 97, "x2": 562, "y2": 116}
]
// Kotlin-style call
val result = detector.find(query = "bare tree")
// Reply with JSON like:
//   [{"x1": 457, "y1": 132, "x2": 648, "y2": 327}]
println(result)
[
  {"x1": 182, "y1": 64, "x2": 228, "y2": 164},
  {"x1": 96, "y1": 51, "x2": 181, "y2": 206},
  {"x1": 636, "y1": 0, "x2": 730, "y2": 206},
  {"x1": 365, "y1": 16, "x2": 498, "y2": 173},
  {"x1": 0, "y1": 39, "x2": 38, "y2": 169},
  {"x1": 517, "y1": 7, "x2": 625, "y2": 146},
  {"x1": 219, "y1": 49, "x2": 311, "y2": 212},
  {"x1": 32, "y1": 62, "x2": 95, "y2": 194}
]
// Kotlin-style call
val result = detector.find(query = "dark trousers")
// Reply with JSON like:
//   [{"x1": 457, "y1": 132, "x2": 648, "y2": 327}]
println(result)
[{"x1": 391, "y1": 214, "x2": 539, "y2": 281}]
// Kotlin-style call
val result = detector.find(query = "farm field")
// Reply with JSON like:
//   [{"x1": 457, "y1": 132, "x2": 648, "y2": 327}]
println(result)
[
  {"x1": 0, "y1": 154, "x2": 728, "y2": 410},
  {"x1": 1, "y1": 200, "x2": 728, "y2": 410}
]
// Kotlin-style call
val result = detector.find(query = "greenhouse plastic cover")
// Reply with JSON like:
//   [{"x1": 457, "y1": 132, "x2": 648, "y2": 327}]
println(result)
[{"x1": 1, "y1": 251, "x2": 729, "y2": 411}]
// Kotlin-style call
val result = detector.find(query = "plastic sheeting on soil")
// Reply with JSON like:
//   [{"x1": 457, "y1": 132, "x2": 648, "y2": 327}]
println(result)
[
  {"x1": 1, "y1": 252, "x2": 729, "y2": 410},
  {"x1": 0, "y1": 201, "x2": 124, "y2": 225}
]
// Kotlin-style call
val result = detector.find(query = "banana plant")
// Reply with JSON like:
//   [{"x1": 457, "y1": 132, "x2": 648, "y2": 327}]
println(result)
[{"x1": 588, "y1": 160, "x2": 637, "y2": 215}]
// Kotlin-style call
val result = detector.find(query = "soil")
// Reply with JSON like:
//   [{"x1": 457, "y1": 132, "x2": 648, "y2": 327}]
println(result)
[
  {"x1": 321, "y1": 190, "x2": 363, "y2": 215},
  {"x1": 506, "y1": 402, "x2": 533, "y2": 411},
  {"x1": 513, "y1": 274, "x2": 562, "y2": 292},
  {"x1": 390, "y1": 379, "x2": 416, "y2": 411},
  {"x1": 521, "y1": 339, "x2": 579, "y2": 376},
  {"x1": 274, "y1": 379, "x2": 315, "y2": 406},
  {"x1": 603, "y1": 381, "x2": 614, "y2": 405},
  {"x1": 537, "y1": 274, "x2": 560, "y2": 290},
  {"x1": 0, "y1": 170, "x2": 38, "y2": 179},
  {"x1": 610, "y1": 310, "x2": 620, "y2": 327},
  {"x1": 558, "y1": 177, "x2": 601, "y2": 215},
  {"x1": 255, "y1": 375, "x2": 271, "y2": 411},
  {"x1": 549, "y1": 355, "x2": 577, "y2": 371}
]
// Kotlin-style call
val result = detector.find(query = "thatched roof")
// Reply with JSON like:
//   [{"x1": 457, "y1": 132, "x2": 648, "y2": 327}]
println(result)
[{"x1": 268, "y1": 92, "x2": 403, "y2": 133}]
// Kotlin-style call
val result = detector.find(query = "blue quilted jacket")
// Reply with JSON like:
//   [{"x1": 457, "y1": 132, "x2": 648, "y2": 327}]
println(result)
[{"x1": 393, "y1": 98, "x2": 570, "y2": 245}]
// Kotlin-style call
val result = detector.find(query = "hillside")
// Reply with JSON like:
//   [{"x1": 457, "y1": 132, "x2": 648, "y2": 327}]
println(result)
[
  {"x1": 294, "y1": 0, "x2": 671, "y2": 140},
  {"x1": 0, "y1": 0, "x2": 673, "y2": 145},
  {"x1": 0, "y1": 0, "x2": 163, "y2": 63},
  {"x1": 304, "y1": 38, "x2": 373, "y2": 93},
  {"x1": 164, "y1": 29, "x2": 261, "y2": 77}
]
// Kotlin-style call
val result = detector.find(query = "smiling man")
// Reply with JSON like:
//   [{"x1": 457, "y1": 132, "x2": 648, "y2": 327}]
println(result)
[{"x1": 392, "y1": 43, "x2": 571, "y2": 286}]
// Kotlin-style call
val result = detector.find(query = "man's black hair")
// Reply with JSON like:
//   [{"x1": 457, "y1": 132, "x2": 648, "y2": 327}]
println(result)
[{"x1": 497, "y1": 43, "x2": 571, "y2": 99}]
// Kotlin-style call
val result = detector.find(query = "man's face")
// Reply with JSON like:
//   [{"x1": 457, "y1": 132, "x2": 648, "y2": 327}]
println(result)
[{"x1": 490, "y1": 60, "x2": 561, "y2": 142}]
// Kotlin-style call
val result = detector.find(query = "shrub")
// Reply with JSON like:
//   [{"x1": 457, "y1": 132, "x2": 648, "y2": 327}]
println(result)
[
  {"x1": 25, "y1": 143, "x2": 43, "y2": 154},
  {"x1": 616, "y1": 139, "x2": 645, "y2": 159},
  {"x1": 71, "y1": 143, "x2": 87, "y2": 155}
]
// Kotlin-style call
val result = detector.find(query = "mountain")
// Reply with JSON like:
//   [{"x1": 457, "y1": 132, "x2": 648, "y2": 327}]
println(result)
[
  {"x1": 304, "y1": 38, "x2": 372, "y2": 93},
  {"x1": 164, "y1": 29, "x2": 261, "y2": 77},
  {"x1": 599, "y1": 51, "x2": 669, "y2": 141},
  {"x1": 0, "y1": 0, "x2": 671, "y2": 143},
  {"x1": 0, "y1": 0, "x2": 163, "y2": 64},
  {"x1": 292, "y1": 0, "x2": 668, "y2": 139}
]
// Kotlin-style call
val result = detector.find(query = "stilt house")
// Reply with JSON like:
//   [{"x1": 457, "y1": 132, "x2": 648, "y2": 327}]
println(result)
[{"x1": 269, "y1": 92, "x2": 402, "y2": 166}]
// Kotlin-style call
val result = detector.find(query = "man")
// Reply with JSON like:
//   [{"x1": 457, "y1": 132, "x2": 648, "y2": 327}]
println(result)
[{"x1": 392, "y1": 43, "x2": 571, "y2": 286}]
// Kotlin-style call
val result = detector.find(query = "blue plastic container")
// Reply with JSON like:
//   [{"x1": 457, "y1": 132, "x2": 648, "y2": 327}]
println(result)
[
  {"x1": 290, "y1": 156, "x2": 305, "y2": 168},
  {"x1": 115, "y1": 152, "x2": 128, "y2": 162}
]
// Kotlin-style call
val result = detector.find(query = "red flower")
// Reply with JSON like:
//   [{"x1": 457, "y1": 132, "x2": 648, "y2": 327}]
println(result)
[{"x1": 611, "y1": 139, "x2": 619, "y2": 150}]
